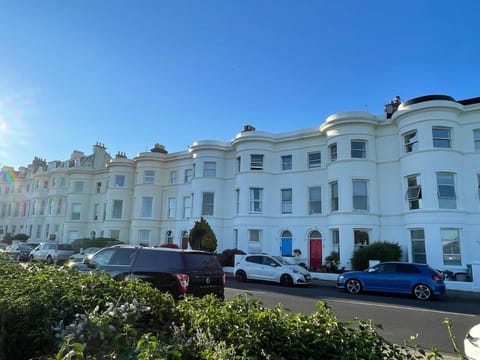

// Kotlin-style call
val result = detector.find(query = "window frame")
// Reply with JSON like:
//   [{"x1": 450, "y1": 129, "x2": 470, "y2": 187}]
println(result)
[
  {"x1": 167, "y1": 197, "x2": 176, "y2": 219},
  {"x1": 308, "y1": 151, "x2": 321, "y2": 168},
  {"x1": 410, "y1": 229, "x2": 426, "y2": 264},
  {"x1": 281, "y1": 155, "x2": 292, "y2": 171},
  {"x1": 140, "y1": 196, "x2": 153, "y2": 218},
  {"x1": 249, "y1": 187, "x2": 263, "y2": 213},
  {"x1": 203, "y1": 161, "x2": 217, "y2": 177},
  {"x1": 308, "y1": 186, "x2": 322, "y2": 215},
  {"x1": 441, "y1": 228, "x2": 461, "y2": 265},
  {"x1": 352, "y1": 179, "x2": 368, "y2": 211},
  {"x1": 329, "y1": 143, "x2": 337, "y2": 162},
  {"x1": 406, "y1": 174, "x2": 422, "y2": 210},
  {"x1": 329, "y1": 181, "x2": 339, "y2": 212},
  {"x1": 112, "y1": 199, "x2": 123, "y2": 219},
  {"x1": 436, "y1": 172, "x2": 456, "y2": 209},
  {"x1": 143, "y1": 170, "x2": 155, "y2": 184},
  {"x1": 403, "y1": 130, "x2": 419, "y2": 153},
  {"x1": 201, "y1": 192, "x2": 214, "y2": 216},
  {"x1": 351, "y1": 140, "x2": 367, "y2": 159},
  {"x1": 432, "y1": 127, "x2": 451, "y2": 148},
  {"x1": 250, "y1": 154, "x2": 264, "y2": 170},
  {"x1": 281, "y1": 188, "x2": 292, "y2": 214}
]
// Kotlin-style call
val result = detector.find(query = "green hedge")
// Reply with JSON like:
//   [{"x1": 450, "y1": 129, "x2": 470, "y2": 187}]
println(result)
[
  {"x1": 0, "y1": 262, "x2": 444, "y2": 359},
  {"x1": 350, "y1": 241, "x2": 402, "y2": 270}
]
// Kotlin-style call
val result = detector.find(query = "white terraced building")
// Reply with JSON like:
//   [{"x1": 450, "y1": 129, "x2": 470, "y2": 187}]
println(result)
[{"x1": 1, "y1": 94, "x2": 480, "y2": 277}]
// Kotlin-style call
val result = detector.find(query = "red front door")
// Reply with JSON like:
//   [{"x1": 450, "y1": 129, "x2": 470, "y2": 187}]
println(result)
[{"x1": 309, "y1": 239, "x2": 322, "y2": 269}]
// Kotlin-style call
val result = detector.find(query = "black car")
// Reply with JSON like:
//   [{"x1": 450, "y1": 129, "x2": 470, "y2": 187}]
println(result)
[{"x1": 72, "y1": 245, "x2": 225, "y2": 299}]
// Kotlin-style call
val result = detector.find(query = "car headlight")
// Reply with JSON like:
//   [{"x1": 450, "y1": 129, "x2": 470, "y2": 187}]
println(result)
[
  {"x1": 466, "y1": 330, "x2": 480, "y2": 348},
  {"x1": 293, "y1": 269, "x2": 299, "y2": 274},
  {"x1": 338, "y1": 275, "x2": 344, "y2": 281}
]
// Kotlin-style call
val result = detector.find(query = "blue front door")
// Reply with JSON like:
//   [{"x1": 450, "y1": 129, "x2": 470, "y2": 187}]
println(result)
[{"x1": 281, "y1": 237, "x2": 292, "y2": 256}]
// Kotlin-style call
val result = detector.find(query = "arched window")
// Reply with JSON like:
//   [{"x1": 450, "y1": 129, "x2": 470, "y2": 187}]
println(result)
[
  {"x1": 181, "y1": 230, "x2": 189, "y2": 249},
  {"x1": 309, "y1": 230, "x2": 322, "y2": 241},
  {"x1": 166, "y1": 230, "x2": 174, "y2": 244}
]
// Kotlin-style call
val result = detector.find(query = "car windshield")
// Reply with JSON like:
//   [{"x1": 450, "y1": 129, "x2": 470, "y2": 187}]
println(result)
[{"x1": 272, "y1": 256, "x2": 294, "y2": 265}]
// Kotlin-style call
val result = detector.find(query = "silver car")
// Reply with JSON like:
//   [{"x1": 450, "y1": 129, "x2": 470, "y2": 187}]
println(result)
[{"x1": 29, "y1": 242, "x2": 75, "y2": 264}]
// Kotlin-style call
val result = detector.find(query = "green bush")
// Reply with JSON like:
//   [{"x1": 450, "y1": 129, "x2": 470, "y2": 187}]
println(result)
[
  {"x1": 70, "y1": 237, "x2": 122, "y2": 252},
  {"x1": 0, "y1": 261, "x2": 444, "y2": 359},
  {"x1": 217, "y1": 248, "x2": 246, "y2": 267},
  {"x1": 350, "y1": 241, "x2": 402, "y2": 270}
]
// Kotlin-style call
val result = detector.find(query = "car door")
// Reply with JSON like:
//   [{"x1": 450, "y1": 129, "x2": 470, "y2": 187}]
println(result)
[
  {"x1": 363, "y1": 263, "x2": 397, "y2": 291},
  {"x1": 395, "y1": 263, "x2": 420, "y2": 292},
  {"x1": 260, "y1": 255, "x2": 281, "y2": 281},
  {"x1": 89, "y1": 248, "x2": 135, "y2": 279},
  {"x1": 244, "y1": 255, "x2": 263, "y2": 280}
]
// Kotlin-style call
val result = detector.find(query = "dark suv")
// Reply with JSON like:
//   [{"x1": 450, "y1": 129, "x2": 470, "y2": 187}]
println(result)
[{"x1": 73, "y1": 245, "x2": 225, "y2": 299}]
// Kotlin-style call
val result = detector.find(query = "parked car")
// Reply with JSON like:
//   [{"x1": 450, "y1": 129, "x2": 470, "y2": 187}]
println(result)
[
  {"x1": 234, "y1": 254, "x2": 312, "y2": 286},
  {"x1": 6, "y1": 243, "x2": 36, "y2": 261},
  {"x1": 71, "y1": 245, "x2": 225, "y2": 299},
  {"x1": 465, "y1": 323, "x2": 480, "y2": 360},
  {"x1": 29, "y1": 242, "x2": 75, "y2": 264},
  {"x1": 69, "y1": 247, "x2": 102, "y2": 262},
  {"x1": 336, "y1": 261, "x2": 446, "y2": 300}
]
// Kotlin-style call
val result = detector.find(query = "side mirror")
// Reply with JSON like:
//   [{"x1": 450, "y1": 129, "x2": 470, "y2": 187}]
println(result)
[{"x1": 83, "y1": 257, "x2": 96, "y2": 269}]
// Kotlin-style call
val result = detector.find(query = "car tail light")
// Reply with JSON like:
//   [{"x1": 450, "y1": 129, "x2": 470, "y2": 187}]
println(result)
[
  {"x1": 176, "y1": 274, "x2": 189, "y2": 293},
  {"x1": 432, "y1": 274, "x2": 442, "y2": 281},
  {"x1": 222, "y1": 273, "x2": 226, "y2": 286}
]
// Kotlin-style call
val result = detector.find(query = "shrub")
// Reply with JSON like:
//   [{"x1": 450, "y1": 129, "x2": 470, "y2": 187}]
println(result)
[
  {"x1": 351, "y1": 241, "x2": 402, "y2": 270},
  {"x1": 324, "y1": 251, "x2": 340, "y2": 272},
  {"x1": 0, "y1": 261, "x2": 445, "y2": 359},
  {"x1": 217, "y1": 248, "x2": 246, "y2": 267},
  {"x1": 189, "y1": 217, "x2": 217, "y2": 252},
  {"x1": 70, "y1": 237, "x2": 122, "y2": 252}
]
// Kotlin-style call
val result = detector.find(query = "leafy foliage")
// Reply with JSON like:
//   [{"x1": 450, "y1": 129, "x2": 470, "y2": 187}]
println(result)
[
  {"x1": 217, "y1": 248, "x2": 246, "y2": 267},
  {"x1": 351, "y1": 241, "x2": 402, "y2": 270},
  {"x1": 12, "y1": 233, "x2": 30, "y2": 241},
  {"x1": 189, "y1": 217, "x2": 217, "y2": 253},
  {"x1": 324, "y1": 251, "x2": 340, "y2": 272},
  {"x1": 0, "y1": 261, "x2": 449, "y2": 359},
  {"x1": 70, "y1": 237, "x2": 122, "y2": 253}
]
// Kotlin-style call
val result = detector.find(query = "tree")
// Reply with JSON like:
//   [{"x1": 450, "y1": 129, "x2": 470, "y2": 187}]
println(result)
[
  {"x1": 12, "y1": 233, "x2": 29, "y2": 241},
  {"x1": 189, "y1": 217, "x2": 217, "y2": 253}
]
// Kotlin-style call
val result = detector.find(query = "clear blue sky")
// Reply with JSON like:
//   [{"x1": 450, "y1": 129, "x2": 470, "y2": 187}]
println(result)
[{"x1": 1, "y1": 0, "x2": 479, "y2": 169}]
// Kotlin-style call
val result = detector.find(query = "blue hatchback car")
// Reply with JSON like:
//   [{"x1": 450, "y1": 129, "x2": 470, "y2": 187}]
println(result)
[{"x1": 336, "y1": 261, "x2": 446, "y2": 300}]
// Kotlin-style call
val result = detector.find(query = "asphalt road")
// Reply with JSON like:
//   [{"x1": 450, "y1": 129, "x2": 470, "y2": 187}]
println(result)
[{"x1": 225, "y1": 277, "x2": 480, "y2": 357}]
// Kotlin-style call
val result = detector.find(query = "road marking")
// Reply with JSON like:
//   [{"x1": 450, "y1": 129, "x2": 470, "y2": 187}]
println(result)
[{"x1": 323, "y1": 298, "x2": 478, "y2": 317}]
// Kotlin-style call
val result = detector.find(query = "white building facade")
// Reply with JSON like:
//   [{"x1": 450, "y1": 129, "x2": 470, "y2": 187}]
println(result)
[{"x1": 1, "y1": 95, "x2": 480, "y2": 274}]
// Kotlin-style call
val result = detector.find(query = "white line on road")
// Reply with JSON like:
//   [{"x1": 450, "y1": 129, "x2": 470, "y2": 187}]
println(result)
[{"x1": 323, "y1": 298, "x2": 477, "y2": 318}]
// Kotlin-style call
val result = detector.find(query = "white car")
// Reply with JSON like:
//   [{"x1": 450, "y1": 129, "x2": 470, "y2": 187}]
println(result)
[
  {"x1": 234, "y1": 254, "x2": 312, "y2": 286},
  {"x1": 465, "y1": 323, "x2": 480, "y2": 360}
]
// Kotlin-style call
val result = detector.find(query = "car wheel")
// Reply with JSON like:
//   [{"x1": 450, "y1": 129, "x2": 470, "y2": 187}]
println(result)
[
  {"x1": 15, "y1": 253, "x2": 21, "y2": 261},
  {"x1": 345, "y1": 279, "x2": 362, "y2": 294},
  {"x1": 235, "y1": 270, "x2": 247, "y2": 282},
  {"x1": 46, "y1": 255, "x2": 53, "y2": 265},
  {"x1": 280, "y1": 274, "x2": 294, "y2": 287},
  {"x1": 413, "y1": 284, "x2": 431, "y2": 300}
]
